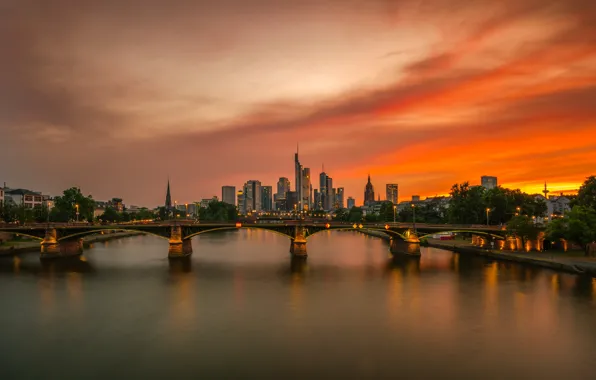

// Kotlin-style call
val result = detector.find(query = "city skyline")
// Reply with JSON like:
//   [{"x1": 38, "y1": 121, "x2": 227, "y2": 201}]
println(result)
[{"x1": 2, "y1": 0, "x2": 594, "y2": 206}]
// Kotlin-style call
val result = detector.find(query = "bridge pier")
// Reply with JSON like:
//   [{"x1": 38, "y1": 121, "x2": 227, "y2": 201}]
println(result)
[
  {"x1": 290, "y1": 225, "x2": 308, "y2": 257},
  {"x1": 389, "y1": 238, "x2": 421, "y2": 256},
  {"x1": 168, "y1": 226, "x2": 192, "y2": 258},
  {"x1": 41, "y1": 239, "x2": 83, "y2": 258}
]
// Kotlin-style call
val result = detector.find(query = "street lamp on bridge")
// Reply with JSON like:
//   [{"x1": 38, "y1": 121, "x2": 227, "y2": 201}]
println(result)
[
  {"x1": 486, "y1": 208, "x2": 490, "y2": 226},
  {"x1": 393, "y1": 205, "x2": 396, "y2": 223},
  {"x1": 75, "y1": 204, "x2": 79, "y2": 223}
]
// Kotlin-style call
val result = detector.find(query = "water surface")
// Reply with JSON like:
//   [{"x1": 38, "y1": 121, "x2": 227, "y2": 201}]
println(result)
[{"x1": 1, "y1": 230, "x2": 595, "y2": 379}]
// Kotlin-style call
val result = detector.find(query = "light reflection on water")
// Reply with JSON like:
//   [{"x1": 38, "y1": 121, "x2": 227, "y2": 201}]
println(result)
[{"x1": 0, "y1": 229, "x2": 594, "y2": 379}]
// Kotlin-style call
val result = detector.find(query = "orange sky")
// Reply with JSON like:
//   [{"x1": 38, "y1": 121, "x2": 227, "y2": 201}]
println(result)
[{"x1": 1, "y1": 0, "x2": 595, "y2": 206}]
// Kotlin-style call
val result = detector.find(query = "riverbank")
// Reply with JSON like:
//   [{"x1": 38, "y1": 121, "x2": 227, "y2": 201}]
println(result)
[
  {"x1": 0, "y1": 232, "x2": 144, "y2": 256},
  {"x1": 358, "y1": 229, "x2": 596, "y2": 277},
  {"x1": 427, "y1": 239, "x2": 596, "y2": 277}
]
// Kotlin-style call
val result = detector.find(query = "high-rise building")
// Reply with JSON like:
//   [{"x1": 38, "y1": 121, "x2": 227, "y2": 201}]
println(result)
[
  {"x1": 386, "y1": 184, "x2": 398, "y2": 205},
  {"x1": 347, "y1": 197, "x2": 355, "y2": 209},
  {"x1": 319, "y1": 169, "x2": 327, "y2": 210},
  {"x1": 313, "y1": 189, "x2": 320, "y2": 210},
  {"x1": 261, "y1": 186, "x2": 273, "y2": 211},
  {"x1": 294, "y1": 145, "x2": 303, "y2": 211},
  {"x1": 481, "y1": 176, "x2": 498, "y2": 190},
  {"x1": 222, "y1": 186, "x2": 236, "y2": 206},
  {"x1": 276, "y1": 177, "x2": 290, "y2": 198},
  {"x1": 243, "y1": 180, "x2": 262, "y2": 213},
  {"x1": 165, "y1": 179, "x2": 172, "y2": 210},
  {"x1": 301, "y1": 167, "x2": 311, "y2": 211},
  {"x1": 326, "y1": 176, "x2": 333, "y2": 210},
  {"x1": 237, "y1": 190, "x2": 245, "y2": 214},
  {"x1": 286, "y1": 191, "x2": 299, "y2": 212},
  {"x1": 336, "y1": 187, "x2": 345, "y2": 209},
  {"x1": 364, "y1": 174, "x2": 375, "y2": 206}
]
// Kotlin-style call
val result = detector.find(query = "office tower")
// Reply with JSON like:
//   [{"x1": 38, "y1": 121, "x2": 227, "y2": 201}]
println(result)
[
  {"x1": 347, "y1": 197, "x2": 355, "y2": 209},
  {"x1": 237, "y1": 190, "x2": 245, "y2": 214},
  {"x1": 294, "y1": 146, "x2": 303, "y2": 211},
  {"x1": 286, "y1": 191, "x2": 299, "y2": 212},
  {"x1": 314, "y1": 189, "x2": 320, "y2": 210},
  {"x1": 326, "y1": 176, "x2": 333, "y2": 210},
  {"x1": 336, "y1": 187, "x2": 345, "y2": 209},
  {"x1": 261, "y1": 186, "x2": 273, "y2": 211},
  {"x1": 222, "y1": 186, "x2": 236, "y2": 206},
  {"x1": 386, "y1": 184, "x2": 398, "y2": 205},
  {"x1": 276, "y1": 177, "x2": 290, "y2": 198},
  {"x1": 481, "y1": 176, "x2": 498, "y2": 190},
  {"x1": 301, "y1": 167, "x2": 311, "y2": 211},
  {"x1": 364, "y1": 174, "x2": 375, "y2": 206},
  {"x1": 243, "y1": 180, "x2": 262, "y2": 213},
  {"x1": 319, "y1": 169, "x2": 327, "y2": 210}
]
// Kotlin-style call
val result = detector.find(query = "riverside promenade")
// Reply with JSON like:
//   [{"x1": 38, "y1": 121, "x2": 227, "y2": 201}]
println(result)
[{"x1": 358, "y1": 229, "x2": 596, "y2": 277}]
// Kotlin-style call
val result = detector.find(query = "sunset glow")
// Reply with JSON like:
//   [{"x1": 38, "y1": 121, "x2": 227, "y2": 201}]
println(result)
[{"x1": 1, "y1": 0, "x2": 595, "y2": 205}]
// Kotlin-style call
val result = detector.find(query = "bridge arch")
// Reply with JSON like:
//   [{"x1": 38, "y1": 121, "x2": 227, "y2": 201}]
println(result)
[
  {"x1": 58, "y1": 228, "x2": 170, "y2": 241},
  {"x1": 183, "y1": 226, "x2": 294, "y2": 240},
  {"x1": 307, "y1": 227, "x2": 408, "y2": 241},
  {"x1": 0, "y1": 231, "x2": 44, "y2": 241}
]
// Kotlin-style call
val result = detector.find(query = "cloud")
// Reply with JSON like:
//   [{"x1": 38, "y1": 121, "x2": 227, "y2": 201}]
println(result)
[{"x1": 1, "y1": 0, "x2": 595, "y2": 206}]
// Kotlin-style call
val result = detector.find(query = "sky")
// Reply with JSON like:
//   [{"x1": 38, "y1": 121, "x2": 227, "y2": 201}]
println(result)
[{"x1": 1, "y1": 0, "x2": 595, "y2": 207}]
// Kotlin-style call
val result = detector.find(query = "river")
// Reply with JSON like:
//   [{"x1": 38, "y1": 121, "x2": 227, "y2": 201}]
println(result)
[{"x1": 0, "y1": 230, "x2": 595, "y2": 379}]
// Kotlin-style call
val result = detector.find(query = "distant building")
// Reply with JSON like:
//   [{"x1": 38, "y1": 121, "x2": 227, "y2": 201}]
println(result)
[
  {"x1": 222, "y1": 186, "x2": 236, "y2": 206},
  {"x1": 411, "y1": 195, "x2": 420, "y2": 202},
  {"x1": 326, "y1": 177, "x2": 334, "y2": 210},
  {"x1": 261, "y1": 186, "x2": 273, "y2": 211},
  {"x1": 3, "y1": 188, "x2": 46, "y2": 209},
  {"x1": 336, "y1": 187, "x2": 345, "y2": 209},
  {"x1": 200, "y1": 196, "x2": 218, "y2": 209},
  {"x1": 386, "y1": 184, "x2": 398, "y2": 205},
  {"x1": 286, "y1": 191, "x2": 299, "y2": 212},
  {"x1": 237, "y1": 190, "x2": 245, "y2": 214},
  {"x1": 481, "y1": 176, "x2": 498, "y2": 190},
  {"x1": 319, "y1": 170, "x2": 328, "y2": 210},
  {"x1": 243, "y1": 180, "x2": 262, "y2": 213},
  {"x1": 364, "y1": 174, "x2": 375, "y2": 206},
  {"x1": 109, "y1": 198, "x2": 124, "y2": 212},
  {"x1": 276, "y1": 177, "x2": 290, "y2": 198},
  {"x1": 301, "y1": 167, "x2": 311, "y2": 211},
  {"x1": 0, "y1": 185, "x2": 4, "y2": 205},
  {"x1": 347, "y1": 197, "x2": 355, "y2": 209}
]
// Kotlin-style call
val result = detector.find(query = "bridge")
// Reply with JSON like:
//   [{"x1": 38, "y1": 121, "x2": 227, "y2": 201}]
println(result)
[{"x1": 0, "y1": 221, "x2": 507, "y2": 259}]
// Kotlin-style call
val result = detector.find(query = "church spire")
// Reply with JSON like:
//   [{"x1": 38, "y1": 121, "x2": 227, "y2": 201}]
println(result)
[{"x1": 165, "y1": 178, "x2": 172, "y2": 209}]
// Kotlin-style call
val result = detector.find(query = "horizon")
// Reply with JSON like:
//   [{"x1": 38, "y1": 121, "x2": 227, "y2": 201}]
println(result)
[{"x1": 1, "y1": 0, "x2": 595, "y2": 207}]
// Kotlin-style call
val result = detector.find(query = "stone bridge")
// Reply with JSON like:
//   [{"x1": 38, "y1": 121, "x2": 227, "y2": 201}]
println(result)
[{"x1": 0, "y1": 221, "x2": 507, "y2": 259}]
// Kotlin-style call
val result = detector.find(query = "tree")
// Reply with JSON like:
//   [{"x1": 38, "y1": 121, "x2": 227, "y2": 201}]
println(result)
[
  {"x1": 447, "y1": 182, "x2": 486, "y2": 224},
  {"x1": 100, "y1": 207, "x2": 121, "y2": 223},
  {"x1": 575, "y1": 176, "x2": 596, "y2": 210},
  {"x1": 333, "y1": 208, "x2": 348, "y2": 221},
  {"x1": 198, "y1": 201, "x2": 237, "y2": 222},
  {"x1": 52, "y1": 187, "x2": 95, "y2": 222},
  {"x1": 347, "y1": 207, "x2": 363, "y2": 222},
  {"x1": 378, "y1": 202, "x2": 395, "y2": 222},
  {"x1": 507, "y1": 215, "x2": 540, "y2": 248}
]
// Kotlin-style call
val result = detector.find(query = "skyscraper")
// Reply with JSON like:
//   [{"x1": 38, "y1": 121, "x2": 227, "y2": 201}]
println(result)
[
  {"x1": 386, "y1": 184, "x2": 398, "y2": 205},
  {"x1": 294, "y1": 145, "x2": 302, "y2": 211},
  {"x1": 364, "y1": 174, "x2": 375, "y2": 206},
  {"x1": 481, "y1": 176, "x2": 498, "y2": 190},
  {"x1": 319, "y1": 169, "x2": 327, "y2": 210},
  {"x1": 276, "y1": 177, "x2": 290, "y2": 198},
  {"x1": 165, "y1": 179, "x2": 172, "y2": 210},
  {"x1": 301, "y1": 167, "x2": 311, "y2": 211},
  {"x1": 237, "y1": 190, "x2": 244, "y2": 214},
  {"x1": 336, "y1": 187, "x2": 345, "y2": 209},
  {"x1": 261, "y1": 186, "x2": 273, "y2": 211},
  {"x1": 243, "y1": 180, "x2": 262, "y2": 213},
  {"x1": 347, "y1": 197, "x2": 355, "y2": 209},
  {"x1": 326, "y1": 176, "x2": 333, "y2": 210},
  {"x1": 222, "y1": 186, "x2": 236, "y2": 206}
]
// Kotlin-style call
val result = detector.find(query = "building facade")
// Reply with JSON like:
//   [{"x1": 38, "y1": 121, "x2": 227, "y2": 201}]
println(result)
[
  {"x1": 481, "y1": 176, "x2": 498, "y2": 190},
  {"x1": 301, "y1": 168, "x2": 311, "y2": 211},
  {"x1": 237, "y1": 190, "x2": 244, "y2": 214},
  {"x1": 336, "y1": 187, "x2": 345, "y2": 209},
  {"x1": 222, "y1": 186, "x2": 236, "y2": 206},
  {"x1": 3, "y1": 188, "x2": 45, "y2": 208},
  {"x1": 386, "y1": 184, "x2": 398, "y2": 205}
]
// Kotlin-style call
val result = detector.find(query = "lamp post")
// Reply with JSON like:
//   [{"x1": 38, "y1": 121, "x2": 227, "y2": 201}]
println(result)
[
  {"x1": 516, "y1": 206, "x2": 521, "y2": 216},
  {"x1": 75, "y1": 203, "x2": 80, "y2": 223},
  {"x1": 174, "y1": 200, "x2": 177, "y2": 221},
  {"x1": 293, "y1": 204, "x2": 297, "y2": 220},
  {"x1": 185, "y1": 203, "x2": 188, "y2": 219},
  {"x1": 393, "y1": 205, "x2": 396, "y2": 223},
  {"x1": 411, "y1": 203, "x2": 417, "y2": 233},
  {"x1": 486, "y1": 208, "x2": 490, "y2": 226},
  {"x1": 46, "y1": 200, "x2": 52, "y2": 225}
]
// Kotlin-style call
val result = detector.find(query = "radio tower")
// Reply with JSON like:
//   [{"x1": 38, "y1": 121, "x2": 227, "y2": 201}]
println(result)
[{"x1": 542, "y1": 182, "x2": 550, "y2": 199}]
